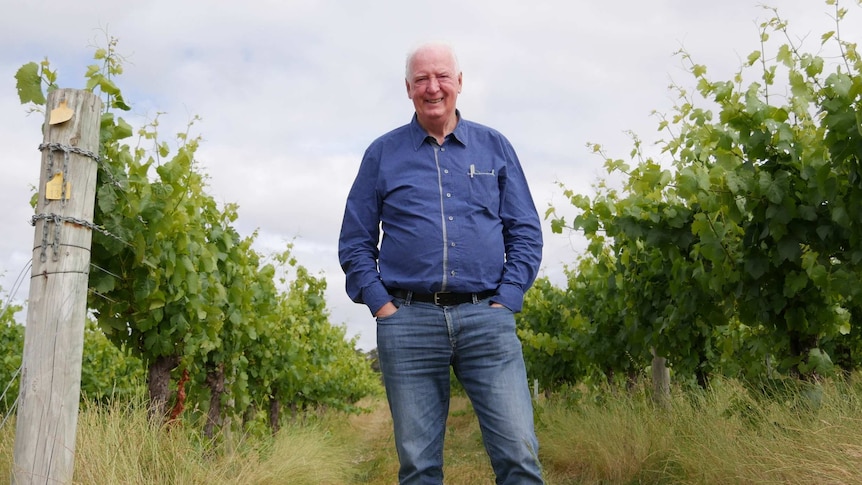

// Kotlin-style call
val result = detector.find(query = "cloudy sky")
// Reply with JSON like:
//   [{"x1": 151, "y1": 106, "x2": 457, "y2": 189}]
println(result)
[{"x1": 1, "y1": 0, "x2": 857, "y2": 351}]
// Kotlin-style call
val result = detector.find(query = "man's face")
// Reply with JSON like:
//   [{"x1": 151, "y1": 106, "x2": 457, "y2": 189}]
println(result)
[{"x1": 406, "y1": 46, "x2": 462, "y2": 127}]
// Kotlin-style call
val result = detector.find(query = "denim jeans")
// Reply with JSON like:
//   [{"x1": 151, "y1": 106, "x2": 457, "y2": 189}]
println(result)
[{"x1": 376, "y1": 296, "x2": 543, "y2": 484}]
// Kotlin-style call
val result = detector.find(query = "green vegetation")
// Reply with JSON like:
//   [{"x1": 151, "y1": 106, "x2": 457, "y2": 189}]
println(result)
[
  {"x1": 12, "y1": 32, "x2": 380, "y2": 436},
  {"x1": 538, "y1": 376, "x2": 862, "y2": 484},
  {"x1": 0, "y1": 294, "x2": 23, "y2": 414},
  {"x1": 3, "y1": 378, "x2": 862, "y2": 484},
  {"x1": 4, "y1": 0, "x2": 862, "y2": 483},
  {"x1": 528, "y1": 0, "x2": 862, "y2": 393}
]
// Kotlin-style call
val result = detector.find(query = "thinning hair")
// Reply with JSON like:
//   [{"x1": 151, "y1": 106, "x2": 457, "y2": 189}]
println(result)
[{"x1": 404, "y1": 41, "x2": 461, "y2": 80}]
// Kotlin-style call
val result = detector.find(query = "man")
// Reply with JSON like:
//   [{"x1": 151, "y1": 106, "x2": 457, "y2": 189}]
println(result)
[{"x1": 338, "y1": 41, "x2": 544, "y2": 484}]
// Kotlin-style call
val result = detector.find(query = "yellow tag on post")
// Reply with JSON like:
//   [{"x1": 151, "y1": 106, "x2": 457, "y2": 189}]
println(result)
[
  {"x1": 46, "y1": 173, "x2": 71, "y2": 200},
  {"x1": 49, "y1": 100, "x2": 74, "y2": 125}
]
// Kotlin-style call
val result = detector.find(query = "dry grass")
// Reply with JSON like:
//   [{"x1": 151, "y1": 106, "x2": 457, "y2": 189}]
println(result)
[
  {"x1": 76, "y1": 398, "x2": 359, "y2": 484},
  {"x1": 347, "y1": 395, "x2": 496, "y2": 484},
  {"x1": 539, "y1": 377, "x2": 862, "y2": 484},
  {"x1": 3, "y1": 377, "x2": 862, "y2": 484},
  {"x1": 0, "y1": 415, "x2": 12, "y2": 481},
  {"x1": 2, "y1": 399, "x2": 357, "y2": 485}
]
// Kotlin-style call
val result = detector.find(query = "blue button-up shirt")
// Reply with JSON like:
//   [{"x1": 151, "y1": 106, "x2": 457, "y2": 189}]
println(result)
[{"x1": 338, "y1": 113, "x2": 543, "y2": 315}]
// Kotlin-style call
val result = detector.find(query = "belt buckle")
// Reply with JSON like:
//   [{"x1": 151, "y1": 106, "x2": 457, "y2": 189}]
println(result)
[{"x1": 433, "y1": 292, "x2": 444, "y2": 305}]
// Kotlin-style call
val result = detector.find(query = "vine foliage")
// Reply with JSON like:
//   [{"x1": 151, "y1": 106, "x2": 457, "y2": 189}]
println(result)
[
  {"x1": 13, "y1": 36, "x2": 379, "y2": 433},
  {"x1": 526, "y1": 1, "x2": 862, "y2": 391}
]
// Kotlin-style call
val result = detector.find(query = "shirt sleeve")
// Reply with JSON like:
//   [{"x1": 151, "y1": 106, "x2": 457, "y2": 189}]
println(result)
[
  {"x1": 493, "y1": 138, "x2": 543, "y2": 313},
  {"x1": 338, "y1": 146, "x2": 393, "y2": 315}
]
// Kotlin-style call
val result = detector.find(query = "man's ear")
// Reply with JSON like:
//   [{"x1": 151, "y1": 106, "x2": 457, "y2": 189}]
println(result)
[{"x1": 405, "y1": 79, "x2": 413, "y2": 99}]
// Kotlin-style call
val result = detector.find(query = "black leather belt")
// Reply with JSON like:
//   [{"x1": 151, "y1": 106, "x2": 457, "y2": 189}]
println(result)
[{"x1": 388, "y1": 288, "x2": 496, "y2": 306}]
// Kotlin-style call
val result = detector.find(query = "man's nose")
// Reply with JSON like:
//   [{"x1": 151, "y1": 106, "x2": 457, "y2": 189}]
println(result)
[{"x1": 426, "y1": 77, "x2": 440, "y2": 91}]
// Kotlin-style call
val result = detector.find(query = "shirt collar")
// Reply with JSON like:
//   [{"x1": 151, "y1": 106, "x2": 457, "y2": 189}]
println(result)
[{"x1": 409, "y1": 110, "x2": 468, "y2": 150}]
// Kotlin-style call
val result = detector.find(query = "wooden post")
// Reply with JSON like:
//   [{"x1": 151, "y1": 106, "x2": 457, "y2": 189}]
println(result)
[
  {"x1": 13, "y1": 89, "x2": 102, "y2": 484},
  {"x1": 651, "y1": 347, "x2": 671, "y2": 411}
]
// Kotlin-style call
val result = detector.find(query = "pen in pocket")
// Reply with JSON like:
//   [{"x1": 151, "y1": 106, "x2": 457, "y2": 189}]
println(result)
[{"x1": 469, "y1": 164, "x2": 495, "y2": 177}]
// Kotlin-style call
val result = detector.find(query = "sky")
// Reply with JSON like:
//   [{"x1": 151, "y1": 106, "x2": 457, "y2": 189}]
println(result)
[{"x1": 1, "y1": 0, "x2": 858, "y2": 351}]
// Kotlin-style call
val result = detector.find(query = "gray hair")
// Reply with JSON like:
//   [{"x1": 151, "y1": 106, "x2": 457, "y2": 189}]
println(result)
[{"x1": 404, "y1": 41, "x2": 461, "y2": 80}]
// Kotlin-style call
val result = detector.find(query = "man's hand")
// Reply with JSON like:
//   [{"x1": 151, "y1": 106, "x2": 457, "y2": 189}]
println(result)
[
  {"x1": 375, "y1": 301, "x2": 398, "y2": 318},
  {"x1": 490, "y1": 302, "x2": 506, "y2": 309}
]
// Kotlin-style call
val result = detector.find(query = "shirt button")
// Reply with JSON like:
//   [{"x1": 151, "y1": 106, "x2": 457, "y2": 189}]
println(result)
[
  {"x1": 450, "y1": 242, "x2": 456, "y2": 247},
  {"x1": 444, "y1": 169, "x2": 449, "y2": 174},
  {"x1": 450, "y1": 270, "x2": 456, "y2": 276},
  {"x1": 440, "y1": 147, "x2": 445, "y2": 152},
  {"x1": 448, "y1": 216, "x2": 454, "y2": 221},
  {"x1": 446, "y1": 193, "x2": 451, "y2": 197}
]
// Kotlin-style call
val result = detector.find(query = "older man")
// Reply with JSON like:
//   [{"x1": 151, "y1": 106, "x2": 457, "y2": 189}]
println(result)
[{"x1": 338, "y1": 41, "x2": 544, "y2": 484}]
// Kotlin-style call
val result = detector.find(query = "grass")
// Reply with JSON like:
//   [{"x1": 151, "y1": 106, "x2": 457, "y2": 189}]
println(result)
[
  {"x1": 3, "y1": 376, "x2": 862, "y2": 484},
  {"x1": 539, "y1": 377, "x2": 862, "y2": 484}
]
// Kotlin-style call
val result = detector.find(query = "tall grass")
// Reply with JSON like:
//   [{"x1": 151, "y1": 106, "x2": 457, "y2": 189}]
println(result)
[
  {"x1": 3, "y1": 376, "x2": 862, "y2": 484},
  {"x1": 539, "y1": 376, "x2": 862, "y2": 484},
  {"x1": 1, "y1": 397, "x2": 357, "y2": 484}
]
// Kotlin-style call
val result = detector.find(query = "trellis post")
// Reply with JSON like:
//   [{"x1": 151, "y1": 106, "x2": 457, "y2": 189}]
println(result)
[{"x1": 12, "y1": 88, "x2": 102, "y2": 484}]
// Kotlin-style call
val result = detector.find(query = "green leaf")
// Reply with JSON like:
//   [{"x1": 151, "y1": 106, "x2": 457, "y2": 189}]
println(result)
[
  {"x1": 115, "y1": 118, "x2": 134, "y2": 139},
  {"x1": 758, "y1": 172, "x2": 784, "y2": 204},
  {"x1": 149, "y1": 290, "x2": 166, "y2": 310},
  {"x1": 746, "y1": 50, "x2": 761, "y2": 66},
  {"x1": 90, "y1": 272, "x2": 117, "y2": 294},
  {"x1": 113, "y1": 93, "x2": 131, "y2": 111},
  {"x1": 801, "y1": 54, "x2": 824, "y2": 77},
  {"x1": 98, "y1": 77, "x2": 121, "y2": 96},
  {"x1": 744, "y1": 255, "x2": 769, "y2": 279},
  {"x1": 776, "y1": 44, "x2": 792, "y2": 66},
  {"x1": 804, "y1": 348, "x2": 834, "y2": 376},
  {"x1": 783, "y1": 271, "x2": 808, "y2": 298},
  {"x1": 831, "y1": 206, "x2": 850, "y2": 227},
  {"x1": 776, "y1": 237, "x2": 800, "y2": 262},
  {"x1": 15, "y1": 62, "x2": 45, "y2": 105}
]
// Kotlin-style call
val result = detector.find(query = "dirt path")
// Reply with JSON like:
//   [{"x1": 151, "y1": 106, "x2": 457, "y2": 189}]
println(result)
[
  {"x1": 345, "y1": 396, "x2": 496, "y2": 485},
  {"x1": 346, "y1": 397, "x2": 399, "y2": 483}
]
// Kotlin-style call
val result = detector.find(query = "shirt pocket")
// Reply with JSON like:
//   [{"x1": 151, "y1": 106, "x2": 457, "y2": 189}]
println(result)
[{"x1": 467, "y1": 166, "x2": 500, "y2": 215}]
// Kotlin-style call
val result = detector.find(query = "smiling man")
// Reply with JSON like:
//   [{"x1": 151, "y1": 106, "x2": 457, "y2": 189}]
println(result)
[{"x1": 338, "y1": 41, "x2": 544, "y2": 484}]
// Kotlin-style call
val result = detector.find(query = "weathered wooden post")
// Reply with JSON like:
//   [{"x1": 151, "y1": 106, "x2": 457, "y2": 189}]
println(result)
[
  {"x1": 12, "y1": 88, "x2": 102, "y2": 484},
  {"x1": 651, "y1": 348, "x2": 671, "y2": 411}
]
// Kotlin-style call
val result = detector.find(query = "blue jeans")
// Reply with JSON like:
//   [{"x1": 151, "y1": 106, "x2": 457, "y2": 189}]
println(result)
[{"x1": 376, "y1": 296, "x2": 543, "y2": 484}]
